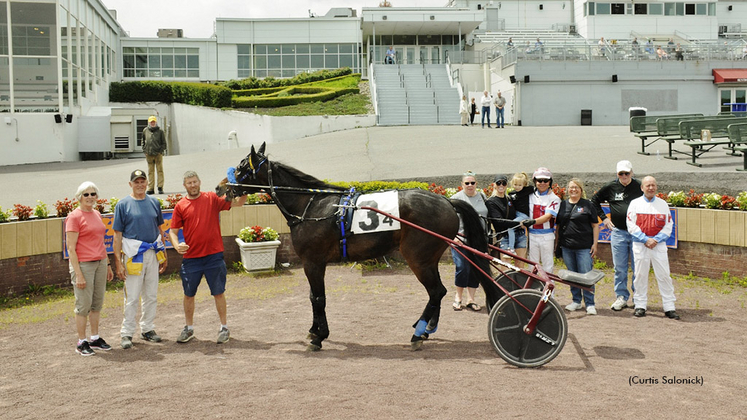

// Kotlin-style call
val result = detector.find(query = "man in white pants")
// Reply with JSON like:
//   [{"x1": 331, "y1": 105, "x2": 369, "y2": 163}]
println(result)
[
  {"x1": 528, "y1": 167, "x2": 560, "y2": 274},
  {"x1": 626, "y1": 176, "x2": 680, "y2": 320},
  {"x1": 113, "y1": 170, "x2": 169, "y2": 348}
]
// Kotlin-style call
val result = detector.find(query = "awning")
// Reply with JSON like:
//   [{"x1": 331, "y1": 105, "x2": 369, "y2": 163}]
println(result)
[{"x1": 713, "y1": 69, "x2": 747, "y2": 83}]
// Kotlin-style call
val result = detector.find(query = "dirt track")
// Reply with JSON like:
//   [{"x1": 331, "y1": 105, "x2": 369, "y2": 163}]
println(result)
[{"x1": 1, "y1": 263, "x2": 745, "y2": 419}]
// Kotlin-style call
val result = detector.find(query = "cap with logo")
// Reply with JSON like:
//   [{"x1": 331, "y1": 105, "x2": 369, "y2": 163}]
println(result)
[
  {"x1": 148, "y1": 116, "x2": 157, "y2": 123},
  {"x1": 616, "y1": 160, "x2": 633, "y2": 173},
  {"x1": 532, "y1": 167, "x2": 552, "y2": 180},
  {"x1": 494, "y1": 174, "x2": 508, "y2": 183},
  {"x1": 130, "y1": 169, "x2": 147, "y2": 181}
]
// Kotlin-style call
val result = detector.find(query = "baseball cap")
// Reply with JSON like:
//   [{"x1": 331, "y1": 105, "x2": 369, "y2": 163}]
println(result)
[
  {"x1": 148, "y1": 115, "x2": 157, "y2": 123},
  {"x1": 494, "y1": 174, "x2": 508, "y2": 183},
  {"x1": 616, "y1": 160, "x2": 633, "y2": 173},
  {"x1": 130, "y1": 169, "x2": 147, "y2": 181},
  {"x1": 533, "y1": 167, "x2": 552, "y2": 180}
]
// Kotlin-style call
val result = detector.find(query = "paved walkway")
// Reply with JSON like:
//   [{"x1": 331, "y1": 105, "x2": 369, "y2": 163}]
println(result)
[{"x1": 1, "y1": 125, "x2": 744, "y2": 210}]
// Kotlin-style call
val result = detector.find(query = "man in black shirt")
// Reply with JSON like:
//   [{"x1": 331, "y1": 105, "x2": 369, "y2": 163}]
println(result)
[{"x1": 590, "y1": 160, "x2": 643, "y2": 311}]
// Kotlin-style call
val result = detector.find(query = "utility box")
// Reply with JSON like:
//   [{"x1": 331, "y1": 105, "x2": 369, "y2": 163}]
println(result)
[
  {"x1": 581, "y1": 109, "x2": 592, "y2": 126},
  {"x1": 629, "y1": 107, "x2": 647, "y2": 118},
  {"x1": 110, "y1": 108, "x2": 159, "y2": 155}
]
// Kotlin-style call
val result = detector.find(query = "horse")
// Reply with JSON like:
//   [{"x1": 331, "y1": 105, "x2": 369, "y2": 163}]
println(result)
[{"x1": 218, "y1": 143, "x2": 503, "y2": 351}]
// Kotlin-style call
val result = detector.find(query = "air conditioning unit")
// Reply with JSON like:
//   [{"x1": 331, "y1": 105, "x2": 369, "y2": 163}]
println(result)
[
  {"x1": 719, "y1": 25, "x2": 728, "y2": 35},
  {"x1": 730, "y1": 23, "x2": 742, "y2": 33},
  {"x1": 569, "y1": 24, "x2": 577, "y2": 34}
]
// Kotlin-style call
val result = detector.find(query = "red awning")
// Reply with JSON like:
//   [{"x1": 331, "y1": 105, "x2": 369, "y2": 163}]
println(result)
[{"x1": 713, "y1": 69, "x2": 747, "y2": 83}]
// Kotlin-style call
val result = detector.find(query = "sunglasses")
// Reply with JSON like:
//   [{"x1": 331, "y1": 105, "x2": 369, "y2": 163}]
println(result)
[
  {"x1": 82, "y1": 192, "x2": 98, "y2": 197},
  {"x1": 495, "y1": 180, "x2": 507, "y2": 186},
  {"x1": 618, "y1": 172, "x2": 631, "y2": 176},
  {"x1": 535, "y1": 179, "x2": 551, "y2": 183},
  {"x1": 464, "y1": 181, "x2": 476, "y2": 186}
]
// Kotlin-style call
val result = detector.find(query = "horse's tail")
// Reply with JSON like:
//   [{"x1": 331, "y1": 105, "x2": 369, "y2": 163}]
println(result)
[{"x1": 450, "y1": 199, "x2": 505, "y2": 312}]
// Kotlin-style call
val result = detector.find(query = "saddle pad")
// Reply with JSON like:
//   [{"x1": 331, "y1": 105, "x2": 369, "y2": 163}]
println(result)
[{"x1": 351, "y1": 191, "x2": 400, "y2": 234}]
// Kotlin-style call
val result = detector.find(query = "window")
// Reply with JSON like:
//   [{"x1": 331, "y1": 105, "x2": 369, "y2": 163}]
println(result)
[
  {"x1": 587, "y1": 1, "x2": 595, "y2": 15},
  {"x1": 676, "y1": 2, "x2": 684, "y2": 15},
  {"x1": 596, "y1": 3, "x2": 610, "y2": 14},
  {"x1": 634, "y1": 3, "x2": 648, "y2": 14},
  {"x1": 664, "y1": 2, "x2": 676, "y2": 15},
  {"x1": 121, "y1": 46, "x2": 199, "y2": 79},
  {"x1": 708, "y1": 2, "x2": 716, "y2": 15},
  {"x1": 685, "y1": 3, "x2": 695, "y2": 14},
  {"x1": 649, "y1": 3, "x2": 664, "y2": 14},
  {"x1": 696, "y1": 3, "x2": 706, "y2": 14},
  {"x1": 611, "y1": 3, "x2": 625, "y2": 14}
]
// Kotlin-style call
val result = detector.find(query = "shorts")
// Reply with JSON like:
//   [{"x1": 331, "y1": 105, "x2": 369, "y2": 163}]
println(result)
[
  {"x1": 499, "y1": 229, "x2": 527, "y2": 250},
  {"x1": 180, "y1": 252, "x2": 227, "y2": 297},
  {"x1": 72, "y1": 259, "x2": 108, "y2": 316}
]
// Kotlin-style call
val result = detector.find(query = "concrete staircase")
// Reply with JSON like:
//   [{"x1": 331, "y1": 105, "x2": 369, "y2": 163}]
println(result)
[{"x1": 373, "y1": 64, "x2": 461, "y2": 126}]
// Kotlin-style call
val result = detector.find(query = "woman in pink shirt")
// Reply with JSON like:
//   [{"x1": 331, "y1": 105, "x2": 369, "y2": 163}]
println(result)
[{"x1": 66, "y1": 182, "x2": 114, "y2": 356}]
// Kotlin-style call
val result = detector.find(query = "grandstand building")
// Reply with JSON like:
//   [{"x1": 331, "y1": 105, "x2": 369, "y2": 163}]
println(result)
[{"x1": 2, "y1": 0, "x2": 747, "y2": 164}]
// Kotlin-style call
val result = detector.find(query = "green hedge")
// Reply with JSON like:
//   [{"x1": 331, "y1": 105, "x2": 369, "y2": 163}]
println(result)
[
  {"x1": 232, "y1": 87, "x2": 359, "y2": 108},
  {"x1": 232, "y1": 74, "x2": 360, "y2": 98},
  {"x1": 221, "y1": 68, "x2": 353, "y2": 90},
  {"x1": 110, "y1": 81, "x2": 232, "y2": 108},
  {"x1": 329, "y1": 180, "x2": 430, "y2": 192}
]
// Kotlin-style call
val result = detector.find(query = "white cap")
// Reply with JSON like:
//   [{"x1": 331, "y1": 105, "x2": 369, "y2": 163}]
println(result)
[
  {"x1": 533, "y1": 167, "x2": 552, "y2": 180},
  {"x1": 616, "y1": 160, "x2": 633, "y2": 173}
]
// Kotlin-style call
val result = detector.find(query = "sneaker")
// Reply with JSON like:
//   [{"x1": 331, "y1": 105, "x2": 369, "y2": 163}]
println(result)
[
  {"x1": 89, "y1": 337, "x2": 112, "y2": 351},
  {"x1": 586, "y1": 306, "x2": 597, "y2": 315},
  {"x1": 217, "y1": 327, "x2": 230, "y2": 344},
  {"x1": 76, "y1": 341, "x2": 95, "y2": 356},
  {"x1": 634, "y1": 308, "x2": 646, "y2": 317},
  {"x1": 158, "y1": 188, "x2": 164, "y2": 194},
  {"x1": 146, "y1": 190, "x2": 154, "y2": 195},
  {"x1": 610, "y1": 296, "x2": 629, "y2": 311},
  {"x1": 664, "y1": 310, "x2": 681, "y2": 320},
  {"x1": 177, "y1": 326, "x2": 195, "y2": 343},
  {"x1": 565, "y1": 302, "x2": 584, "y2": 312},
  {"x1": 141, "y1": 330, "x2": 162, "y2": 342},
  {"x1": 121, "y1": 336, "x2": 133, "y2": 349}
]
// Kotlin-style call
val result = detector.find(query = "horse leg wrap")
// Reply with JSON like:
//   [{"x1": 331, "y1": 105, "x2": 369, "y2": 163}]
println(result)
[
  {"x1": 425, "y1": 320, "x2": 438, "y2": 334},
  {"x1": 413, "y1": 319, "x2": 428, "y2": 337}
]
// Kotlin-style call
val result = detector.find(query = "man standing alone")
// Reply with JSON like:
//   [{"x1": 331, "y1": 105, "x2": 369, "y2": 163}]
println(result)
[
  {"x1": 169, "y1": 171, "x2": 247, "y2": 344},
  {"x1": 113, "y1": 170, "x2": 168, "y2": 349},
  {"x1": 143, "y1": 115, "x2": 167, "y2": 195},
  {"x1": 591, "y1": 160, "x2": 642, "y2": 311},
  {"x1": 481, "y1": 91, "x2": 492, "y2": 128},
  {"x1": 494, "y1": 91, "x2": 506, "y2": 128},
  {"x1": 626, "y1": 176, "x2": 679, "y2": 320}
]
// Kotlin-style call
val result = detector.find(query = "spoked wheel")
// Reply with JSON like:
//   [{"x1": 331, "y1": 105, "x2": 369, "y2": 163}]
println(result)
[
  {"x1": 494, "y1": 269, "x2": 544, "y2": 293},
  {"x1": 487, "y1": 289, "x2": 568, "y2": 368}
]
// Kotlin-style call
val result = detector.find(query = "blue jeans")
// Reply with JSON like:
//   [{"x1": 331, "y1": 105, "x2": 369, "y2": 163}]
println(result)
[
  {"x1": 496, "y1": 107, "x2": 505, "y2": 127},
  {"x1": 562, "y1": 247, "x2": 595, "y2": 306},
  {"x1": 481, "y1": 106, "x2": 491, "y2": 127},
  {"x1": 610, "y1": 228, "x2": 635, "y2": 301},
  {"x1": 451, "y1": 248, "x2": 479, "y2": 288},
  {"x1": 507, "y1": 211, "x2": 528, "y2": 250}
]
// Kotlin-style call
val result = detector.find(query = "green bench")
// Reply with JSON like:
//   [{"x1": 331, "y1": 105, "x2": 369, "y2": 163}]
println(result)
[
  {"x1": 726, "y1": 123, "x2": 747, "y2": 171},
  {"x1": 680, "y1": 119, "x2": 747, "y2": 167},
  {"x1": 654, "y1": 114, "x2": 739, "y2": 159},
  {"x1": 630, "y1": 113, "x2": 703, "y2": 155}
]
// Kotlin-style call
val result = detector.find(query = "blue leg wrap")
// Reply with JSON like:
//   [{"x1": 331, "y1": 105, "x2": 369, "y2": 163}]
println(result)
[
  {"x1": 414, "y1": 319, "x2": 428, "y2": 337},
  {"x1": 425, "y1": 323, "x2": 438, "y2": 334}
]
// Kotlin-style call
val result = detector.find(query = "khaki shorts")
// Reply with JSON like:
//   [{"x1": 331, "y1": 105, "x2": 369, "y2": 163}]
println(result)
[{"x1": 72, "y1": 259, "x2": 108, "y2": 316}]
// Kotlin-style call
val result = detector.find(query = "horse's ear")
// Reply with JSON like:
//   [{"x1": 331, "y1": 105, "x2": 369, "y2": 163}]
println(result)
[
  {"x1": 250, "y1": 145, "x2": 256, "y2": 156},
  {"x1": 258, "y1": 142, "x2": 266, "y2": 155}
]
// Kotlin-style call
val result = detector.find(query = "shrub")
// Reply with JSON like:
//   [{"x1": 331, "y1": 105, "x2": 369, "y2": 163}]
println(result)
[
  {"x1": 34, "y1": 201, "x2": 49, "y2": 219},
  {"x1": 165, "y1": 194, "x2": 183, "y2": 209},
  {"x1": 238, "y1": 226, "x2": 279, "y2": 242},
  {"x1": 702, "y1": 193, "x2": 721, "y2": 209},
  {"x1": 720, "y1": 195, "x2": 737, "y2": 210},
  {"x1": 232, "y1": 87, "x2": 359, "y2": 108},
  {"x1": 684, "y1": 189, "x2": 703, "y2": 207},
  {"x1": 221, "y1": 68, "x2": 353, "y2": 90},
  {"x1": 95, "y1": 198, "x2": 108, "y2": 214},
  {"x1": 667, "y1": 191, "x2": 686, "y2": 207},
  {"x1": 109, "y1": 197, "x2": 119, "y2": 214},
  {"x1": 110, "y1": 81, "x2": 232, "y2": 108},
  {"x1": 0, "y1": 206, "x2": 9, "y2": 223},
  {"x1": 12, "y1": 204, "x2": 33, "y2": 221},
  {"x1": 736, "y1": 191, "x2": 747, "y2": 211},
  {"x1": 54, "y1": 198, "x2": 77, "y2": 217},
  {"x1": 552, "y1": 183, "x2": 566, "y2": 200}
]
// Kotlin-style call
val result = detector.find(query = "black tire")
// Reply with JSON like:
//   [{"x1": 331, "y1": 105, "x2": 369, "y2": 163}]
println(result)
[
  {"x1": 487, "y1": 289, "x2": 568, "y2": 368},
  {"x1": 494, "y1": 269, "x2": 544, "y2": 293}
]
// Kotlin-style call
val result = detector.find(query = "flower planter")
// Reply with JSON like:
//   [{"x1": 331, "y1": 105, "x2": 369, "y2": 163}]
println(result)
[{"x1": 235, "y1": 238, "x2": 281, "y2": 272}]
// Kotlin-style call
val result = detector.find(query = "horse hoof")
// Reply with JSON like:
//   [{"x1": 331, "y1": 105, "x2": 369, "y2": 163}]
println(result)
[
  {"x1": 411, "y1": 340, "x2": 423, "y2": 351},
  {"x1": 422, "y1": 333, "x2": 429, "y2": 340},
  {"x1": 307, "y1": 332, "x2": 319, "y2": 341},
  {"x1": 307, "y1": 343, "x2": 322, "y2": 352}
]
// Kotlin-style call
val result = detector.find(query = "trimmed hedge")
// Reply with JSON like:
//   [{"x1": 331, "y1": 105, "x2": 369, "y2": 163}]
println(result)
[
  {"x1": 232, "y1": 87, "x2": 359, "y2": 108},
  {"x1": 221, "y1": 68, "x2": 353, "y2": 90},
  {"x1": 232, "y1": 74, "x2": 360, "y2": 98},
  {"x1": 110, "y1": 81, "x2": 232, "y2": 108},
  {"x1": 329, "y1": 180, "x2": 430, "y2": 192}
]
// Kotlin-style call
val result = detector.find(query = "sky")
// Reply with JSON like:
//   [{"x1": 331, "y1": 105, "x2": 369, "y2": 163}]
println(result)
[{"x1": 100, "y1": 0, "x2": 445, "y2": 38}]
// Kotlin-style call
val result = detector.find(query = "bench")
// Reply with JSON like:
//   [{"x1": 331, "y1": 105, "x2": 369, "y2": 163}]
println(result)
[
  {"x1": 630, "y1": 113, "x2": 703, "y2": 155},
  {"x1": 727, "y1": 123, "x2": 747, "y2": 171},
  {"x1": 734, "y1": 145, "x2": 747, "y2": 171},
  {"x1": 680, "y1": 120, "x2": 747, "y2": 167},
  {"x1": 656, "y1": 114, "x2": 739, "y2": 159}
]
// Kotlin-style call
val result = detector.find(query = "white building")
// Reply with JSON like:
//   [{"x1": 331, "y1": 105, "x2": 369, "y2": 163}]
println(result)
[{"x1": 3, "y1": 0, "x2": 747, "y2": 165}]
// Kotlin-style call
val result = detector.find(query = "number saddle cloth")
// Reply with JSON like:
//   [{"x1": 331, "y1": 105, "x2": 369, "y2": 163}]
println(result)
[{"x1": 337, "y1": 190, "x2": 401, "y2": 261}]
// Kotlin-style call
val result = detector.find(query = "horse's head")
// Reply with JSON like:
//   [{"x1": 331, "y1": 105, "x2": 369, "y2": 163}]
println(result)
[{"x1": 216, "y1": 142, "x2": 269, "y2": 199}]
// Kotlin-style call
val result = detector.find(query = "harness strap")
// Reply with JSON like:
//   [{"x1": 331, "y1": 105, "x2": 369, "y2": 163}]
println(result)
[{"x1": 338, "y1": 188, "x2": 356, "y2": 261}]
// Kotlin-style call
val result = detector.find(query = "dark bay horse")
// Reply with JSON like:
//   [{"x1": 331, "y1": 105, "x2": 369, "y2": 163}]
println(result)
[{"x1": 219, "y1": 143, "x2": 502, "y2": 351}]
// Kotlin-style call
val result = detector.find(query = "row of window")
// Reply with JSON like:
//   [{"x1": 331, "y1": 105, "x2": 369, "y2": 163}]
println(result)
[
  {"x1": 237, "y1": 43, "x2": 360, "y2": 78},
  {"x1": 586, "y1": 2, "x2": 716, "y2": 16},
  {"x1": 373, "y1": 35, "x2": 461, "y2": 46},
  {"x1": 122, "y1": 47, "x2": 200, "y2": 78}
]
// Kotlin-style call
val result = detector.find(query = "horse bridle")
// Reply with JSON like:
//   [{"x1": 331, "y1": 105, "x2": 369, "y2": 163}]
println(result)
[{"x1": 234, "y1": 153, "x2": 347, "y2": 225}]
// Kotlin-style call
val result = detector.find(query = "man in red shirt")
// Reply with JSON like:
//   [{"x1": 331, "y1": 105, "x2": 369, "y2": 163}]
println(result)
[{"x1": 169, "y1": 171, "x2": 247, "y2": 344}]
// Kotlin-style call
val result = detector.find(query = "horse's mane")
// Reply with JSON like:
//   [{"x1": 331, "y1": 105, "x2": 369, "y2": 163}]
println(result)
[{"x1": 272, "y1": 159, "x2": 346, "y2": 191}]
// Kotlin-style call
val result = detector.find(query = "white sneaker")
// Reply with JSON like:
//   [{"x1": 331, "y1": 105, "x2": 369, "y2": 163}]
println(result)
[
  {"x1": 610, "y1": 296, "x2": 628, "y2": 311},
  {"x1": 586, "y1": 306, "x2": 597, "y2": 315},
  {"x1": 565, "y1": 302, "x2": 584, "y2": 312}
]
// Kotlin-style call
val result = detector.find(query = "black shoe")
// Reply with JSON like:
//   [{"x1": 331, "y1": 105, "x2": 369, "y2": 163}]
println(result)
[
  {"x1": 141, "y1": 330, "x2": 162, "y2": 342},
  {"x1": 664, "y1": 310, "x2": 680, "y2": 320},
  {"x1": 158, "y1": 188, "x2": 164, "y2": 194},
  {"x1": 146, "y1": 190, "x2": 154, "y2": 195},
  {"x1": 89, "y1": 337, "x2": 112, "y2": 351},
  {"x1": 76, "y1": 341, "x2": 95, "y2": 356},
  {"x1": 634, "y1": 308, "x2": 646, "y2": 317}
]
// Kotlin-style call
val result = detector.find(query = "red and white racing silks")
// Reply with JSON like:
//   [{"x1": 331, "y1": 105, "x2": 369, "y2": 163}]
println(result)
[
  {"x1": 626, "y1": 196, "x2": 672, "y2": 244},
  {"x1": 528, "y1": 189, "x2": 560, "y2": 234}
]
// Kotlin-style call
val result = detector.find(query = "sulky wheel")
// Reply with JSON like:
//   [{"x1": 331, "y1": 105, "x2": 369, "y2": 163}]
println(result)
[
  {"x1": 494, "y1": 270, "x2": 544, "y2": 293},
  {"x1": 487, "y1": 289, "x2": 568, "y2": 368}
]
